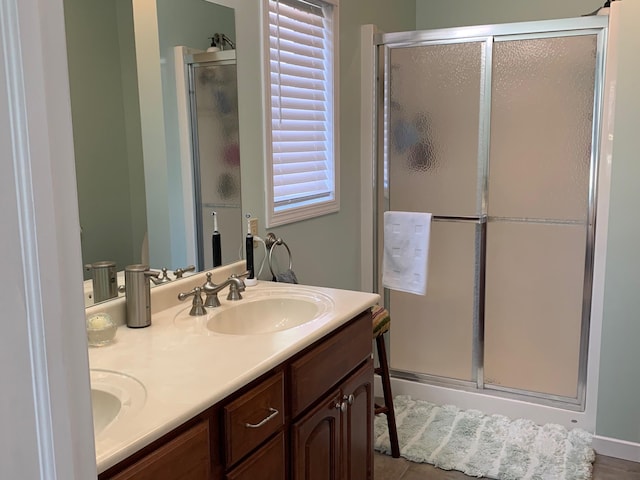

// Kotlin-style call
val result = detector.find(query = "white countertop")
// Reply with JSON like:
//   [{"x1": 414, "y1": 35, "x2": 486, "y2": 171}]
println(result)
[{"x1": 89, "y1": 274, "x2": 379, "y2": 473}]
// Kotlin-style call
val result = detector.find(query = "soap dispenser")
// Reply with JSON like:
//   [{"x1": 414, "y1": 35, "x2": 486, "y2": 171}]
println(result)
[{"x1": 124, "y1": 264, "x2": 160, "y2": 328}]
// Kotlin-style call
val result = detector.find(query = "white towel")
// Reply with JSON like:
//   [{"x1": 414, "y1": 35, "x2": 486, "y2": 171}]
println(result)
[{"x1": 382, "y1": 211, "x2": 432, "y2": 296}]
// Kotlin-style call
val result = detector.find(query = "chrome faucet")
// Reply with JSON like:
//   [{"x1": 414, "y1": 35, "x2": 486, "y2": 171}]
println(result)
[{"x1": 202, "y1": 272, "x2": 247, "y2": 308}]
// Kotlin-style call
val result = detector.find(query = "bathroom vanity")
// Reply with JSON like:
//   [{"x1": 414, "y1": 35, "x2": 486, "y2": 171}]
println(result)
[{"x1": 89, "y1": 265, "x2": 378, "y2": 480}]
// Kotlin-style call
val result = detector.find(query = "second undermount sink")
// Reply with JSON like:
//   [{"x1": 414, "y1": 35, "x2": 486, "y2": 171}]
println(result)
[
  {"x1": 205, "y1": 289, "x2": 334, "y2": 335},
  {"x1": 90, "y1": 370, "x2": 147, "y2": 437},
  {"x1": 91, "y1": 388, "x2": 121, "y2": 435}
]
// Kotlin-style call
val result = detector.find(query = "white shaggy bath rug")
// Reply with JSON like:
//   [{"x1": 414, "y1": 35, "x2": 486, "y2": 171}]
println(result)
[{"x1": 374, "y1": 395, "x2": 594, "y2": 480}]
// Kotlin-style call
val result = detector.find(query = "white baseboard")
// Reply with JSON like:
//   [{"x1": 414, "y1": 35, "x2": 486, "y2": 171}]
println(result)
[
  {"x1": 592, "y1": 435, "x2": 640, "y2": 462},
  {"x1": 375, "y1": 376, "x2": 595, "y2": 431},
  {"x1": 374, "y1": 376, "x2": 640, "y2": 463}
]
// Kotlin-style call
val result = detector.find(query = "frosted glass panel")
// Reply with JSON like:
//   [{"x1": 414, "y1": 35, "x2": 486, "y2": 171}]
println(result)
[
  {"x1": 192, "y1": 63, "x2": 241, "y2": 269},
  {"x1": 388, "y1": 42, "x2": 483, "y2": 216},
  {"x1": 194, "y1": 63, "x2": 241, "y2": 207},
  {"x1": 489, "y1": 36, "x2": 597, "y2": 221},
  {"x1": 390, "y1": 222, "x2": 477, "y2": 381},
  {"x1": 484, "y1": 221, "x2": 586, "y2": 398}
]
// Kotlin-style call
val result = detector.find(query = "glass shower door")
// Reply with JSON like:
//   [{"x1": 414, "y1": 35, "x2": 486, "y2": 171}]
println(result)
[
  {"x1": 378, "y1": 19, "x2": 605, "y2": 407},
  {"x1": 385, "y1": 40, "x2": 487, "y2": 383},
  {"x1": 189, "y1": 58, "x2": 242, "y2": 270},
  {"x1": 483, "y1": 34, "x2": 597, "y2": 399}
]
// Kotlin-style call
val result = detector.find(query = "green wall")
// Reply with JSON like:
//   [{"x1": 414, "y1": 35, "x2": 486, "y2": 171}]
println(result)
[
  {"x1": 216, "y1": 0, "x2": 416, "y2": 290},
  {"x1": 66, "y1": 0, "x2": 235, "y2": 272},
  {"x1": 254, "y1": 0, "x2": 416, "y2": 289},
  {"x1": 416, "y1": 0, "x2": 603, "y2": 29},
  {"x1": 64, "y1": 0, "x2": 146, "y2": 275}
]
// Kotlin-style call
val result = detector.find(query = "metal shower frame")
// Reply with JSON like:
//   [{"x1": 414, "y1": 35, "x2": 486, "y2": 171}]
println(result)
[{"x1": 373, "y1": 16, "x2": 609, "y2": 410}]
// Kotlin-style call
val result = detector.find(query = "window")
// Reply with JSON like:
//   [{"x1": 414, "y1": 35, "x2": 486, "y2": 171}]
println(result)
[{"x1": 264, "y1": 0, "x2": 339, "y2": 227}]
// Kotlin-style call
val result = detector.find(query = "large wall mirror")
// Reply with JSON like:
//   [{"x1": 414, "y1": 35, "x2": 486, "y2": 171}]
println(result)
[{"x1": 64, "y1": 0, "x2": 244, "y2": 305}]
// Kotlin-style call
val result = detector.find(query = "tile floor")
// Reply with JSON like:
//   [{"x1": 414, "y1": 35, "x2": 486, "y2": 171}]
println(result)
[{"x1": 374, "y1": 451, "x2": 640, "y2": 479}]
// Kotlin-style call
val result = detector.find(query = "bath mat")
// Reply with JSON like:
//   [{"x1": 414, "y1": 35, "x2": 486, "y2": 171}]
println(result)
[{"x1": 374, "y1": 395, "x2": 594, "y2": 480}]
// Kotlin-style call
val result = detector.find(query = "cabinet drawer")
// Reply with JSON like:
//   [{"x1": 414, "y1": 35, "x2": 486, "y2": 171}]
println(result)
[
  {"x1": 108, "y1": 420, "x2": 210, "y2": 480},
  {"x1": 290, "y1": 310, "x2": 372, "y2": 417},
  {"x1": 224, "y1": 371, "x2": 285, "y2": 467},
  {"x1": 225, "y1": 432, "x2": 285, "y2": 480}
]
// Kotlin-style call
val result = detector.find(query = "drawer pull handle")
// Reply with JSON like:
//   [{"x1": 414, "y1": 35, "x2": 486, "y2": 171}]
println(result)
[{"x1": 245, "y1": 408, "x2": 279, "y2": 429}]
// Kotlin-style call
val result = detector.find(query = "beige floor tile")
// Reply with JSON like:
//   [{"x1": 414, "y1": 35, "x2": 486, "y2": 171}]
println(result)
[
  {"x1": 375, "y1": 451, "x2": 640, "y2": 480},
  {"x1": 593, "y1": 455, "x2": 640, "y2": 480},
  {"x1": 401, "y1": 462, "x2": 471, "y2": 480},
  {"x1": 374, "y1": 452, "x2": 410, "y2": 480}
]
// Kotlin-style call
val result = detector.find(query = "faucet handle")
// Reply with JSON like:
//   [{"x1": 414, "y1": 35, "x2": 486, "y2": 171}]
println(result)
[
  {"x1": 234, "y1": 271, "x2": 251, "y2": 280},
  {"x1": 226, "y1": 274, "x2": 246, "y2": 301},
  {"x1": 174, "y1": 265, "x2": 196, "y2": 279},
  {"x1": 178, "y1": 286, "x2": 207, "y2": 316},
  {"x1": 202, "y1": 272, "x2": 216, "y2": 290},
  {"x1": 150, "y1": 267, "x2": 172, "y2": 285}
]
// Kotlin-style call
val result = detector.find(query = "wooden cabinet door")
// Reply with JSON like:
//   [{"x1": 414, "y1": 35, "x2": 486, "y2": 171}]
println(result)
[
  {"x1": 340, "y1": 359, "x2": 374, "y2": 480},
  {"x1": 290, "y1": 311, "x2": 371, "y2": 417},
  {"x1": 226, "y1": 432, "x2": 286, "y2": 480},
  {"x1": 108, "y1": 420, "x2": 210, "y2": 480},
  {"x1": 292, "y1": 389, "x2": 342, "y2": 480}
]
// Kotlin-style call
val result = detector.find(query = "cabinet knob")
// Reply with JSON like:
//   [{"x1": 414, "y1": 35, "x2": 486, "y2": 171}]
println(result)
[
  {"x1": 334, "y1": 401, "x2": 348, "y2": 413},
  {"x1": 343, "y1": 394, "x2": 355, "y2": 406}
]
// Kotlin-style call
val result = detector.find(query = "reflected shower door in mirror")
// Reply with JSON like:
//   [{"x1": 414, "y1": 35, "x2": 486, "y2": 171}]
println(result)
[
  {"x1": 64, "y1": 0, "x2": 242, "y2": 306},
  {"x1": 188, "y1": 51, "x2": 243, "y2": 270}
]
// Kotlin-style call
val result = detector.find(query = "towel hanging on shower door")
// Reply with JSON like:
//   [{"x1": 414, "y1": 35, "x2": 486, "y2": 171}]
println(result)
[{"x1": 382, "y1": 211, "x2": 432, "y2": 296}]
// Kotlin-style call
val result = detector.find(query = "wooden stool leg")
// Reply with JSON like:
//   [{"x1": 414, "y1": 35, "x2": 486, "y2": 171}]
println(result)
[{"x1": 375, "y1": 334, "x2": 400, "y2": 458}]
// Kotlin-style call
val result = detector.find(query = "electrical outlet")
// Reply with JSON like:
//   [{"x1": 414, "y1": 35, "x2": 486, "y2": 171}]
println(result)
[{"x1": 248, "y1": 217, "x2": 259, "y2": 237}]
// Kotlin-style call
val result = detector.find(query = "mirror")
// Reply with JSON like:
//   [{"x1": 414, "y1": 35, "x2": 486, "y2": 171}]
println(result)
[{"x1": 64, "y1": 0, "x2": 243, "y2": 305}]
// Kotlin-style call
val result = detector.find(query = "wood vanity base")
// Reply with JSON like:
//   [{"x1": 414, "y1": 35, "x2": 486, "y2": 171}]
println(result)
[{"x1": 98, "y1": 309, "x2": 374, "y2": 480}]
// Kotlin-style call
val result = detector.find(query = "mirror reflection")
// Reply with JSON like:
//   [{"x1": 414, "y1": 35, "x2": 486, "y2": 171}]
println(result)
[{"x1": 64, "y1": 0, "x2": 243, "y2": 305}]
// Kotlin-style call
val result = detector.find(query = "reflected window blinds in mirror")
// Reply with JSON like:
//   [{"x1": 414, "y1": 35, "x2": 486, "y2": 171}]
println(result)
[{"x1": 265, "y1": 0, "x2": 340, "y2": 227}]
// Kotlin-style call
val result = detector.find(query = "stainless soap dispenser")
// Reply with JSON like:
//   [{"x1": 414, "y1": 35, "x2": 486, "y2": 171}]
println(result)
[{"x1": 124, "y1": 264, "x2": 159, "y2": 328}]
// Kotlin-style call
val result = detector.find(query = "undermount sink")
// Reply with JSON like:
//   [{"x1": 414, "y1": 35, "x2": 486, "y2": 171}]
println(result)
[
  {"x1": 175, "y1": 288, "x2": 334, "y2": 335},
  {"x1": 90, "y1": 370, "x2": 146, "y2": 437},
  {"x1": 91, "y1": 388, "x2": 121, "y2": 435}
]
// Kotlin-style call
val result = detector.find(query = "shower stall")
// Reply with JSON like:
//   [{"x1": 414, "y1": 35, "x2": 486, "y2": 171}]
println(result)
[
  {"x1": 186, "y1": 50, "x2": 243, "y2": 270},
  {"x1": 375, "y1": 16, "x2": 609, "y2": 412}
]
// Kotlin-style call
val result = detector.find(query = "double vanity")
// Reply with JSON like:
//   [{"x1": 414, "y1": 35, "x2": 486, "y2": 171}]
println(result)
[{"x1": 87, "y1": 262, "x2": 379, "y2": 479}]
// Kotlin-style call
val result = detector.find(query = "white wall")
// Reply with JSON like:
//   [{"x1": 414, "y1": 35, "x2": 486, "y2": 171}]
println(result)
[
  {"x1": 1, "y1": 0, "x2": 96, "y2": 477},
  {"x1": 595, "y1": 0, "x2": 640, "y2": 447}
]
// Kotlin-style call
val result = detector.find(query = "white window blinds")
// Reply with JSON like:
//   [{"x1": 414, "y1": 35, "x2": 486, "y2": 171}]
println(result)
[{"x1": 266, "y1": 0, "x2": 338, "y2": 224}]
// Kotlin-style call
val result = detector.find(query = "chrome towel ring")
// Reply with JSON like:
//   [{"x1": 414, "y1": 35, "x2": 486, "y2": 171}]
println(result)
[{"x1": 266, "y1": 233, "x2": 293, "y2": 281}]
